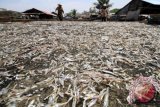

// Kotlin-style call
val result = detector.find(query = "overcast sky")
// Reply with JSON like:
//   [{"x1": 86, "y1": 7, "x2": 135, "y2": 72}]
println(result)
[{"x1": 0, "y1": 0, "x2": 160, "y2": 13}]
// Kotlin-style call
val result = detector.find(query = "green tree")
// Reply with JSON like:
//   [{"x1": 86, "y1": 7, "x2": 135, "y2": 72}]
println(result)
[
  {"x1": 65, "y1": 9, "x2": 77, "y2": 19},
  {"x1": 95, "y1": 0, "x2": 112, "y2": 9},
  {"x1": 72, "y1": 9, "x2": 77, "y2": 18},
  {"x1": 66, "y1": 12, "x2": 72, "y2": 17},
  {"x1": 110, "y1": 8, "x2": 119, "y2": 13},
  {"x1": 98, "y1": 0, "x2": 110, "y2": 6}
]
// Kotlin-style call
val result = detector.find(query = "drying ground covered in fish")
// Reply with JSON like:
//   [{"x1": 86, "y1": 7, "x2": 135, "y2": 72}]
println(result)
[{"x1": 0, "y1": 21, "x2": 160, "y2": 107}]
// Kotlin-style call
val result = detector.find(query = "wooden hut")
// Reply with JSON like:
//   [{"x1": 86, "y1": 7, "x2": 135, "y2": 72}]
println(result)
[
  {"x1": 116, "y1": 0, "x2": 160, "y2": 21},
  {"x1": 23, "y1": 8, "x2": 57, "y2": 20}
]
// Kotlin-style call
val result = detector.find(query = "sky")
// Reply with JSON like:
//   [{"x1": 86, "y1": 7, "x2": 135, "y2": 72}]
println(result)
[{"x1": 0, "y1": 0, "x2": 160, "y2": 13}]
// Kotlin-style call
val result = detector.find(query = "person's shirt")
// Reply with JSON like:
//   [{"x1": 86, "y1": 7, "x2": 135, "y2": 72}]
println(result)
[
  {"x1": 56, "y1": 7, "x2": 64, "y2": 15},
  {"x1": 100, "y1": 8, "x2": 107, "y2": 17}
]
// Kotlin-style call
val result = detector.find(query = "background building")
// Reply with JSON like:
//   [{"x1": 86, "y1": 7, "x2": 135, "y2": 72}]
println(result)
[
  {"x1": 116, "y1": 0, "x2": 160, "y2": 21},
  {"x1": 23, "y1": 8, "x2": 57, "y2": 20}
]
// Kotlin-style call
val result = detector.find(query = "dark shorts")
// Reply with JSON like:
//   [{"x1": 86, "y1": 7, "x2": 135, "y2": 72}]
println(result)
[{"x1": 58, "y1": 15, "x2": 63, "y2": 21}]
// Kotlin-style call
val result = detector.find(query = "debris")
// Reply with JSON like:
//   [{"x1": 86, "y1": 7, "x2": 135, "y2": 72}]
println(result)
[{"x1": 127, "y1": 76, "x2": 160, "y2": 104}]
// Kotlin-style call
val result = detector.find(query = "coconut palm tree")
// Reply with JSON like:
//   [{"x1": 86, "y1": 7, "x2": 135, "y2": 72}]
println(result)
[
  {"x1": 72, "y1": 9, "x2": 77, "y2": 18},
  {"x1": 95, "y1": 0, "x2": 112, "y2": 9},
  {"x1": 98, "y1": 0, "x2": 110, "y2": 6}
]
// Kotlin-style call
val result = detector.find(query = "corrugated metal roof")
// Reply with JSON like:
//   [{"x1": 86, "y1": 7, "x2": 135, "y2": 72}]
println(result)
[
  {"x1": 115, "y1": 0, "x2": 160, "y2": 15},
  {"x1": 23, "y1": 8, "x2": 54, "y2": 16}
]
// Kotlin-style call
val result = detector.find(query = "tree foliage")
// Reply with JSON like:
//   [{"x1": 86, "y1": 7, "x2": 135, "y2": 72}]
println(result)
[
  {"x1": 95, "y1": 0, "x2": 112, "y2": 9},
  {"x1": 72, "y1": 9, "x2": 77, "y2": 18},
  {"x1": 110, "y1": 8, "x2": 120, "y2": 13},
  {"x1": 98, "y1": 0, "x2": 110, "y2": 5},
  {"x1": 66, "y1": 9, "x2": 77, "y2": 18}
]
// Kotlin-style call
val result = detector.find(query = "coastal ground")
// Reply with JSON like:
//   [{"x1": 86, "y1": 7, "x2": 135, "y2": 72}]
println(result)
[{"x1": 0, "y1": 21, "x2": 160, "y2": 107}]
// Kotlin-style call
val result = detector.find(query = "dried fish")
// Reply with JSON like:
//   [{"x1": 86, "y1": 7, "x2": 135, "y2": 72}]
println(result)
[
  {"x1": 103, "y1": 88, "x2": 109, "y2": 107},
  {"x1": 0, "y1": 21, "x2": 159, "y2": 107}
]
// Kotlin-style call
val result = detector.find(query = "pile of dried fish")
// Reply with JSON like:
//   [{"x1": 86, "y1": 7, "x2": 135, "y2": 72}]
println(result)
[{"x1": 0, "y1": 21, "x2": 160, "y2": 107}]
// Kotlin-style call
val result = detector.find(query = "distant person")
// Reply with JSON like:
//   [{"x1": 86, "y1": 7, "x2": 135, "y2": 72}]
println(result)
[
  {"x1": 100, "y1": 4, "x2": 108, "y2": 22},
  {"x1": 55, "y1": 4, "x2": 64, "y2": 21}
]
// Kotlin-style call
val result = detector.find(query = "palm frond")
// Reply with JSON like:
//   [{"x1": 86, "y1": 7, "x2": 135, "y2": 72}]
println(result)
[
  {"x1": 96, "y1": 0, "x2": 112, "y2": 9},
  {"x1": 98, "y1": 0, "x2": 110, "y2": 5}
]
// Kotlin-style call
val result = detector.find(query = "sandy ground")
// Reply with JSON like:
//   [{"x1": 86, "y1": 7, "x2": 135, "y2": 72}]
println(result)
[{"x1": 0, "y1": 21, "x2": 160, "y2": 107}]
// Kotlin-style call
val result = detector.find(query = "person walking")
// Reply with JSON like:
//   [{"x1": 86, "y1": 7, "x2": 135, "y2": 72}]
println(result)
[
  {"x1": 55, "y1": 4, "x2": 64, "y2": 21},
  {"x1": 100, "y1": 4, "x2": 108, "y2": 22}
]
